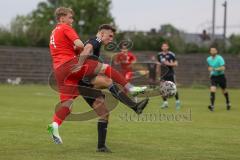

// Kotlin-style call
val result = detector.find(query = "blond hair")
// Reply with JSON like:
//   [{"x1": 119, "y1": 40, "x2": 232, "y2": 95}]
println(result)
[{"x1": 55, "y1": 7, "x2": 74, "y2": 21}]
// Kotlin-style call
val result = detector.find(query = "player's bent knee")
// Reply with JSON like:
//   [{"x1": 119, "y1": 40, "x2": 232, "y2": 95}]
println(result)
[
  {"x1": 105, "y1": 77, "x2": 113, "y2": 86},
  {"x1": 210, "y1": 86, "x2": 216, "y2": 92}
]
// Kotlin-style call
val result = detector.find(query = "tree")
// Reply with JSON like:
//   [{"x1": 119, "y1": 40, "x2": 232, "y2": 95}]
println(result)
[
  {"x1": 9, "y1": 0, "x2": 114, "y2": 46},
  {"x1": 159, "y1": 24, "x2": 185, "y2": 53},
  {"x1": 228, "y1": 34, "x2": 240, "y2": 54}
]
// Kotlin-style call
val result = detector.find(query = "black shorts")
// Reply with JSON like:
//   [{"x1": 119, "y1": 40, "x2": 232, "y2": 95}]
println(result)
[
  {"x1": 161, "y1": 75, "x2": 175, "y2": 83},
  {"x1": 210, "y1": 75, "x2": 227, "y2": 89},
  {"x1": 78, "y1": 79, "x2": 105, "y2": 107}
]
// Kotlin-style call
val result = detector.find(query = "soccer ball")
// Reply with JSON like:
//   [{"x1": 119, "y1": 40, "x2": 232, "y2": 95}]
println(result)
[{"x1": 159, "y1": 81, "x2": 177, "y2": 98}]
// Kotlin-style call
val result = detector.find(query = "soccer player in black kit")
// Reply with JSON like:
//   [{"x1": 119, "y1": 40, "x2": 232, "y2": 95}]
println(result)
[
  {"x1": 157, "y1": 42, "x2": 180, "y2": 109},
  {"x1": 72, "y1": 24, "x2": 149, "y2": 152}
]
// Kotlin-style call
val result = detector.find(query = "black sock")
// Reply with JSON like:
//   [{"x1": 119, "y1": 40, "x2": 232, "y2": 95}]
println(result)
[
  {"x1": 224, "y1": 92, "x2": 230, "y2": 104},
  {"x1": 162, "y1": 97, "x2": 167, "y2": 101},
  {"x1": 210, "y1": 92, "x2": 215, "y2": 106},
  {"x1": 108, "y1": 83, "x2": 137, "y2": 108},
  {"x1": 97, "y1": 119, "x2": 108, "y2": 148},
  {"x1": 175, "y1": 92, "x2": 179, "y2": 100}
]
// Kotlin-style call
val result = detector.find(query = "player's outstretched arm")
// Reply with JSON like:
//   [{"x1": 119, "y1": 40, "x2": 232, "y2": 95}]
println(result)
[
  {"x1": 71, "y1": 44, "x2": 93, "y2": 73},
  {"x1": 163, "y1": 60, "x2": 178, "y2": 67}
]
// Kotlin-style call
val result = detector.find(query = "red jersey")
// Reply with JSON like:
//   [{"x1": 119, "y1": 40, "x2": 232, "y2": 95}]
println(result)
[
  {"x1": 115, "y1": 51, "x2": 136, "y2": 70},
  {"x1": 49, "y1": 23, "x2": 79, "y2": 69}
]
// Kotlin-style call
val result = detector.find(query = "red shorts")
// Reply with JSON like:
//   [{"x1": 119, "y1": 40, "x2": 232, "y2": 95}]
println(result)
[
  {"x1": 54, "y1": 58, "x2": 99, "y2": 102},
  {"x1": 121, "y1": 69, "x2": 133, "y2": 82}
]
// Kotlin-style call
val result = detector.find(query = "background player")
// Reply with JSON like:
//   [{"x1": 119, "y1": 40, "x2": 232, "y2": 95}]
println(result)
[
  {"x1": 157, "y1": 42, "x2": 180, "y2": 109},
  {"x1": 77, "y1": 24, "x2": 149, "y2": 152},
  {"x1": 147, "y1": 55, "x2": 157, "y2": 88},
  {"x1": 114, "y1": 44, "x2": 136, "y2": 82},
  {"x1": 207, "y1": 46, "x2": 231, "y2": 111}
]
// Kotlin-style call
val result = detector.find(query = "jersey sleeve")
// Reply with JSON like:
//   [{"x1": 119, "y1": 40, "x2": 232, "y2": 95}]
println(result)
[
  {"x1": 219, "y1": 56, "x2": 225, "y2": 66},
  {"x1": 206, "y1": 57, "x2": 210, "y2": 66},
  {"x1": 85, "y1": 38, "x2": 101, "y2": 50},
  {"x1": 157, "y1": 53, "x2": 161, "y2": 62},
  {"x1": 129, "y1": 52, "x2": 136, "y2": 62},
  {"x1": 63, "y1": 26, "x2": 79, "y2": 42},
  {"x1": 170, "y1": 52, "x2": 176, "y2": 61}
]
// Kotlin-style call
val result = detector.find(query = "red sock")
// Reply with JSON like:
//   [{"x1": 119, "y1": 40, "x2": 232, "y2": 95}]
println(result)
[
  {"x1": 104, "y1": 66, "x2": 128, "y2": 86},
  {"x1": 53, "y1": 106, "x2": 70, "y2": 126}
]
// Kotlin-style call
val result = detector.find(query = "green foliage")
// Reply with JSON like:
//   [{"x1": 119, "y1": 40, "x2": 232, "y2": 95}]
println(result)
[
  {"x1": 56, "y1": 0, "x2": 114, "y2": 36},
  {"x1": 128, "y1": 32, "x2": 165, "y2": 51},
  {"x1": 0, "y1": 0, "x2": 114, "y2": 46},
  {"x1": 0, "y1": 28, "x2": 12, "y2": 45},
  {"x1": 228, "y1": 34, "x2": 240, "y2": 54},
  {"x1": 0, "y1": 21, "x2": 29, "y2": 46}
]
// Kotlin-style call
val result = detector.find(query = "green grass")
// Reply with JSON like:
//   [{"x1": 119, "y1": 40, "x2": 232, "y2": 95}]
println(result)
[{"x1": 0, "y1": 85, "x2": 240, "y2": 160}]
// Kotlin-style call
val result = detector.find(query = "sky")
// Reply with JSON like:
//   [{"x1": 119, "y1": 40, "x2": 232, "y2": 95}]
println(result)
[{"x1": 0, "y1": 0, "x2": 239, "y2": 35}]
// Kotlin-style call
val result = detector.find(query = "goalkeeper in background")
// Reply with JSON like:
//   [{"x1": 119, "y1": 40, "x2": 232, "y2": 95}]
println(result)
[{"x1": 207, "y1": 46, "x2": 231, "y2": 111}]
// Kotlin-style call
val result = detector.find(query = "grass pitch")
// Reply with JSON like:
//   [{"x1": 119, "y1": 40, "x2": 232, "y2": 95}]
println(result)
[{"x1": 0, "y1": 85, "x2": 239, "y2": 160}]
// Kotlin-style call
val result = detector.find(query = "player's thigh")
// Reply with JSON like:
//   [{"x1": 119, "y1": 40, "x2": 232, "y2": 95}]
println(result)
[
  {"x1": 210, "y1": 76, "x2": 217, "y2": 92},
  {"x1": 219, "y1": 76, "x2": 227, "y2": 93},
  {"x1": 91, "y1": 75, "x2": 113, "y2": 89},
  {"x1": 210, "y1": 86, "x2": 217, "y2": 92}
]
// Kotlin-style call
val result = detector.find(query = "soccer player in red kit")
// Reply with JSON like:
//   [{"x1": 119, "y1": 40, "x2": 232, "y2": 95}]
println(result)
[
  {"x1": 115, "y1": 45, "x2": 136, "y2": 82},
  {"x1": 47, "y1": 7, "x2": 148, "y2": 150}
]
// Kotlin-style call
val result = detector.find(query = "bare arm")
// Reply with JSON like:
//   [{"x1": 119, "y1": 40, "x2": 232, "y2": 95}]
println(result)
[
  {"x1": 163, "y1": 60, "x2": 178, "y2": 67},
  {"x1": 208, "y1": 66, "x2": 225, "y2": 72},
  {"x1": 214, "y1": 66, "x2": 225, "y2": 71},
  {"x1": 74, "y1": 39, "x2": 84, "y2": 49},
  {"x1": 208, "y1": 66, "x2": 213, "y2": 72},
  {"x1": 77, "y1": 44, "x2": 93, "y2": 64},
  {"x1": 73, "y1": 39, "x2": 84, "y2": 55},
  {"x1": 71, "y1": 44, "x2": 93, "y2": 73}
]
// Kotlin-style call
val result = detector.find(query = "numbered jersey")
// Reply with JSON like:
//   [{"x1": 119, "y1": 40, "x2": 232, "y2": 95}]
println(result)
[{"x1": 49, "y1": 24, "x2": 79, "y2": 69}]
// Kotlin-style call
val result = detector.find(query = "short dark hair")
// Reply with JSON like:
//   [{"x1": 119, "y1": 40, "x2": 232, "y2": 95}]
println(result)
[{"x1": 98, "y1": 24, "x2": 116, "y2": 33}]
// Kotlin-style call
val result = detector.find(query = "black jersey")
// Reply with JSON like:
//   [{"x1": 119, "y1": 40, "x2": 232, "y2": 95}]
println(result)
[
  {"x1": 157, "y1": 51, "x2": 176, "y2": 77},
  {"x1": 84, "y1": 37, "x2": 102, "y2": 57}
]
